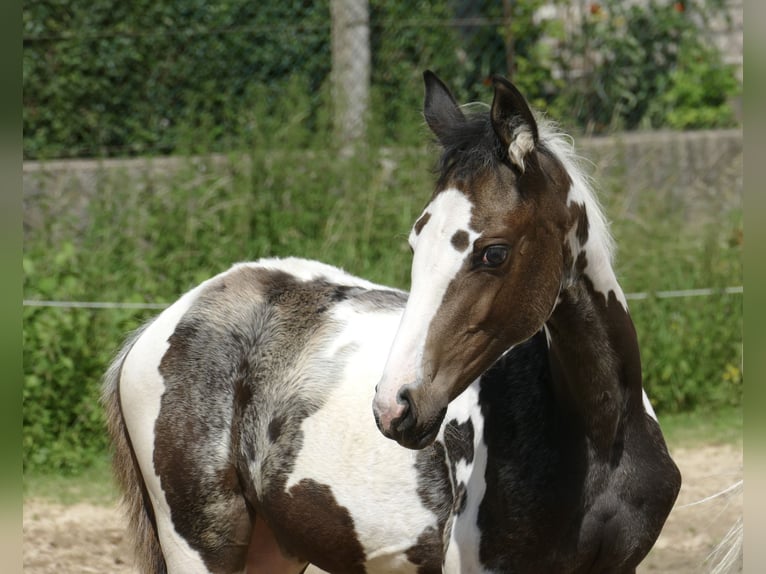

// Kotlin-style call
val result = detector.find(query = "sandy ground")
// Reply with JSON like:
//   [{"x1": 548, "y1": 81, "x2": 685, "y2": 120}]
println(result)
[{"x1": 23, "y1": 443, "x2": 742, "y2": 574}]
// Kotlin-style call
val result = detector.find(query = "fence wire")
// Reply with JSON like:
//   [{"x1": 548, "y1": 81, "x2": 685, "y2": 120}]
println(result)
[{"x1": 23, "y1": 287, "x2": 743, "y2": 311}]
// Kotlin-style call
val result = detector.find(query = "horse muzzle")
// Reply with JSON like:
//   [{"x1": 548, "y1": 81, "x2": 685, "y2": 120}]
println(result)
[{"x1": 372, "y1": 384, "x2": 446, "y2": 450}]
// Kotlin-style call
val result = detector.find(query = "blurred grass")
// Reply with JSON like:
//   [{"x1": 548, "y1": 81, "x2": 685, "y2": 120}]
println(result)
[
  {"x1": 23, "y1": 454, "x2": 118, "y2": 506},
  {"x1": 660, "y1": 406, "x2": 743, "y2": 449}
]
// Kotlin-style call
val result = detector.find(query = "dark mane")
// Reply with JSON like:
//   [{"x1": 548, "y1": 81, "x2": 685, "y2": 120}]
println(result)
[{"x1": 431, "y1": 107, "x2": 506, "y2": 188}]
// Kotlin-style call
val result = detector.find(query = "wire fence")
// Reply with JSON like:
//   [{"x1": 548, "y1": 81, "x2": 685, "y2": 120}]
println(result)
[{"x1": 22, "y1": 286, "x2": 743, "y2": 311}]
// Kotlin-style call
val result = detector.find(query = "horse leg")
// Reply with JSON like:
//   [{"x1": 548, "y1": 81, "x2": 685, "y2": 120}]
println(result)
[{"x1": 246, "y1": 515, "x2": 308, "y2": 574}]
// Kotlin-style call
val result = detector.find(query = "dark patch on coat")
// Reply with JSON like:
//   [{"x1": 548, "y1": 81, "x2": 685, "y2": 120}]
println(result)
[
  {"x1": 268, "y1": 416, "x2": 285, "y2": 442},
  {"x1": 406, "y1": 528, "x2": 444, "y2": 574},
  {"x1": 405, "y1": 442, "x2": 452, "y2": 574},
  {"x1": 450, "y1": 229, "x2": 470, "y2": 251},
  {"x1": 154, "y1": 265, "x2": 394, "y2": 572},
  {"x1": 454, "y1": 483, "x2": 467, "y2": 515},
  {"x1": 443, "y1": 419, "x2": 474, "y2": 466},
  {"x1": 155, "y1": 313, "x2": 253, "y2": 573},
  {"x1": 414, "y1": 212, "x2": 432, "y2": 235},
  {"x1": 568, "y1": 200, "x2": 589, "y2": 248},
  {"x1": 265, "y1": 479, "x2": 367, "y2": 574}
]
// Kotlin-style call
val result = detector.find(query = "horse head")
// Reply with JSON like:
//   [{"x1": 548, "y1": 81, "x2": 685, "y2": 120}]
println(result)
[{"x1": 372, "y1": 71, "x2": 577, "y2": 449}]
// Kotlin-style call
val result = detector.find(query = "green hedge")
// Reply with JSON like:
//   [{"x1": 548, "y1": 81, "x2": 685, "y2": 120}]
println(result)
[
  {"x1": 23, "y1": 142, "x2": 742, "y2": 474},
  {"x1": 23, "y1": 0, "x2": 739, "y2": 159},
  {"x1": 24, "y1": 0, "x2": 557, "y2": 158},
  {"x1": 23, "y1": 0, "x2": 333, "y2": 159}
]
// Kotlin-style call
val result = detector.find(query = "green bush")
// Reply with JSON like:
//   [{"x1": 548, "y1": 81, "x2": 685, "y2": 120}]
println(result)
[
  {"x1": 23, "y1": 283, "x2": 148, "y2": 474},
  {"x1": 554, "y1": 0, "x2": 740, "y2": 133},
  {"x1": 23, "y1": 0, "x2": 333, "y2": 159},
  {"x1": 633, "y1": 296, "x2": 742, "y2": 411},
  {"x1": 660, "y1": 36, "x2": 741, "y2": 130},
  {"x1": 559, "y1": 0, "x2": 676, "y2": 130}
]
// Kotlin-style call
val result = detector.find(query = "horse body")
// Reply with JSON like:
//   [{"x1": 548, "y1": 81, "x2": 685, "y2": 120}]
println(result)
[
  {"x1": 112, "y1": 258, "x2": 460, "y2": 573},
  {"x1": 105, "y1": 72, "x2": 681, "y2": 574}
]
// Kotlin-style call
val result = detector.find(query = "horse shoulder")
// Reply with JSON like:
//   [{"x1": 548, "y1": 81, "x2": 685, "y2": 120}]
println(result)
[{"x1": 577, "y1": 412, "x2": 681, "y2": 572}]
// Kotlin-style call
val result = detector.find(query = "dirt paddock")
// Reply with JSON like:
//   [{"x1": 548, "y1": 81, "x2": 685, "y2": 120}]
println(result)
[{"x1": 23, "y1": 443, "x2": 742, "y2": 574}]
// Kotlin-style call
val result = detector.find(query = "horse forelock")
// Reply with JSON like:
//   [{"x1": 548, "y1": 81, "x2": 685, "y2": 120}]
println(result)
[{"x1": 433, "y1": 103, "x2": 501, "y2": 187}]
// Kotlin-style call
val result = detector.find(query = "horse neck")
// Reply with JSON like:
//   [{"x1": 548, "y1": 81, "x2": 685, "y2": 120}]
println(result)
[{"x1": 544, "y1": 239, "x2": 642, "y2": 458}]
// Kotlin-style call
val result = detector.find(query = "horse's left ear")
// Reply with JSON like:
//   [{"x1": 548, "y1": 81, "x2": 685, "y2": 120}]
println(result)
[
  {"x1": 490, "y1": 76, "x2": 539, "y2": 173},
  {"x1": 423, "y1": 70, "x2": 465, "y2": 145}
]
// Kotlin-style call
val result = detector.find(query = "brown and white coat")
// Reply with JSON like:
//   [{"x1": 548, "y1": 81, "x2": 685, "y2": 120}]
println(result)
[{"x1": 104, "y1": 72, "x2": 680, "y2": 574}]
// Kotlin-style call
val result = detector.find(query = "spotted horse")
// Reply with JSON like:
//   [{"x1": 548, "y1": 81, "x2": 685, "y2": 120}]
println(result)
[{"x1": 103, "y1": 71, "x2": 681, "y2": 574}]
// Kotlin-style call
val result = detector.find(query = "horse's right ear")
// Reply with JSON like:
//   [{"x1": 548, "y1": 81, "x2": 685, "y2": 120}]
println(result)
[
  {"x1": 423, "y1": 70, "x2": 465, "y2": 144},
  {"x1": 490, "y1": 75, "x2": 539, "y2": 173}
]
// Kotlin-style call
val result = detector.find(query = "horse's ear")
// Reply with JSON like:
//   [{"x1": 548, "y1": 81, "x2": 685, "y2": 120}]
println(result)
[
  {"x1": 423, "y1": 70, "x2": 465, "y2": 144},
  {"x1": 490, "y1": 76, "x2": 539, "y2": 173}
]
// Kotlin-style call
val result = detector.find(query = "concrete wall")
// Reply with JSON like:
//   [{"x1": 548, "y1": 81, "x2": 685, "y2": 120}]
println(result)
[
  {"x1": 583, "y1": 129, "x2": 743, "y2": 219},
  {"x1": 23, "y1": 129, "x2": 742, "y2": 237}
]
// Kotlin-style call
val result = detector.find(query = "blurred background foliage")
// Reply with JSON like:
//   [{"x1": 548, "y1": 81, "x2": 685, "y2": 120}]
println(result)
[
  {"x1": 23, "y1": 0, "x2": 740, "y2": 159},
  {"x1": 23, "y1": 0, "x2": 742, "y2": 473}
]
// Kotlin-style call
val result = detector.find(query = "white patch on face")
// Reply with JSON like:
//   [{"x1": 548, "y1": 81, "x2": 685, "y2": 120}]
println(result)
[{"x1": 374, "y1": 188, "x2": 480, "y2": 427}]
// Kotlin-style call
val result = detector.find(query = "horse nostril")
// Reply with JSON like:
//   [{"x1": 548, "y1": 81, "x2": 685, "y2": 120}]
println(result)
[{"x1": 394, "y1": 387, "x2": 416, "y2": 433}]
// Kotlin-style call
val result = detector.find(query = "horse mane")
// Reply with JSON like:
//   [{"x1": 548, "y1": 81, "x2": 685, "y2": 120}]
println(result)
[{"x1": 536, "y1": 117, "x2": 616, "y2": 265}]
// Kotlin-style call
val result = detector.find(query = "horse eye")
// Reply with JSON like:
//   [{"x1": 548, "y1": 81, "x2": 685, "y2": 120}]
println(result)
[{"x1": 480, "y1": 245, "x2": 508, "y2": 267}]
